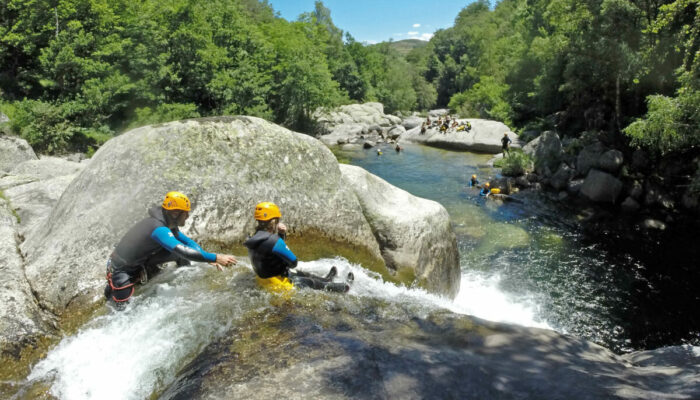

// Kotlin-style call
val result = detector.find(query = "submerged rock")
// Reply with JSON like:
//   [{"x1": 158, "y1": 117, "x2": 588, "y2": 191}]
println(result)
[{"x1": 162, "y1": 305, "x2": 700, "y2": 400}]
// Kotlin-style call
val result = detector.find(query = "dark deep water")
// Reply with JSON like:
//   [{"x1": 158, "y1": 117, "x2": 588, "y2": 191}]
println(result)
[{"x1": 337, "y1": 142, "x2": 700, "y2": 353}]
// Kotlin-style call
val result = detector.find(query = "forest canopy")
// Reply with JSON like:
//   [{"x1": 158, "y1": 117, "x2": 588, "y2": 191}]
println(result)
[{"x1": 1, "y1": 0, "x2": 697, "y2": 158}]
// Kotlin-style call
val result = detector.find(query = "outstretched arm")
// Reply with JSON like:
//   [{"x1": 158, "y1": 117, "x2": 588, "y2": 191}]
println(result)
[{"x1": 151, "y1": 227, "x2": 217, "y2": 262}]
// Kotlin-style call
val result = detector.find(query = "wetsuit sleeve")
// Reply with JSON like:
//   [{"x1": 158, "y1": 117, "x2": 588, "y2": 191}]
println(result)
[
  {"x1": 175, "y1": 231, "x2": 204, "y2": 252},
  {"x1": 271, "y1": 238, "x2": 297, "y2": 268},
  {"x1": 151, "y1": 227, "x2": 217, "y2": 262}
]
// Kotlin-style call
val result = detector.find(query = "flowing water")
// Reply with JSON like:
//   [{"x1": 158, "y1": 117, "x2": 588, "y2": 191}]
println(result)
[{"x1": 16, "y1": 142, "x2": 699, "y2": 399}]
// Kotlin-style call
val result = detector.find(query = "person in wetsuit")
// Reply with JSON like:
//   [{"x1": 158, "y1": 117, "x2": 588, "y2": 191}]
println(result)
[
  {"x1": 480, "y1": 182, "x2": 492, "y2": 197},
  {"x1": 244, "y1": 202, "x2": 350, "y2": 293},
  {"x1": 469, "y1": 174, "x2": 479, "y2": 187},
  {"x1": 501, "y1": 133, "x2": 512, "y2": 157},
  {"x1": 105, "y1": 191, "x2": 237, "y2": 307}
]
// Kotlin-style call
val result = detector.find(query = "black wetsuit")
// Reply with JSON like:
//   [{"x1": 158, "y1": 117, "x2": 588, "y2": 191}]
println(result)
[
  {"x1": 244, "y1": 230, "x2": 348, "y2": 292},
  {"x1": 501, "y1": 136, "x2": 512, "y2": 152},
  {"x1": 106, "y1": 206, "x2": 216, "y2": 303}
]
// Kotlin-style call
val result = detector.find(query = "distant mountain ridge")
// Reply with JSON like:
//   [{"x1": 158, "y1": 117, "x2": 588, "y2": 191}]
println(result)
[{"x1": 383, "y1": 39, "x2": 428, "y2": 56}]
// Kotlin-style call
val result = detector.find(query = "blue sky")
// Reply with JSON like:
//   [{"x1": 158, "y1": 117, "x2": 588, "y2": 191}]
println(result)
[{"x1": 265, "y1": 0, "x2": 475, "y2": 44}]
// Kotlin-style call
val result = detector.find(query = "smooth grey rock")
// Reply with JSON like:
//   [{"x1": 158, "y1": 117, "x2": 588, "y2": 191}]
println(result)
[
  {"x1": 401, "y1": 119, "x2": 523, "y2": 154},
  {"x1": 576, "y1": 142, "x2": 607, "y2": 176},
  {"x1": 0, "y1": 198, "x2": 55, "y2": 358},
  {"x1": 4, "y1": 173, "x2": 78, "y2": 239},
  {"x1": 340, "y1": 164, "x2": 460, "y2": 298},
  {"x1": 580, "y1": 169, "x2": 623, "y2": 203},
  {"x1": 11, "y1": 156, "x2": 84, "y2": 180},
  {"x1": 0, "y1": 136, "x2": 38, "y2": 173},
  {"x1": 401, "y1": 116, "x2": 423, "y2": 130},
  {"x1": 598, "y1": 149, "x2": 624, "y2": 173},
  {"x1": 387, "y1": 125, "x2": 406, "y2": 140},
  {"x1": 165, "y1": 307, "x2": 700, "y2": 400},
  {"x1": 428, "y1": 108, "x2": 449, "y2": 117},
  {"x1": 524, "y1": 131, "x2": 563, "y2": 175},
  {"x1": 363, "y1": 141, "x2": 375, "y2": 149},
  {"x1": 621, "y1": 197, "x2": 641, "y2": 213},
  {"x1": 550, "y1": 163, "x2": 574, "y2": 190}
]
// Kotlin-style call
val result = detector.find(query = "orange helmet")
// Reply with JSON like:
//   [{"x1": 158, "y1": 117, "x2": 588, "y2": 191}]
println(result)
[
  {"x1": 255, "y1": 202, "x2": 281, "y2": 221},
  {"x1": 162, "y1": 191, "x2": 191, "y2": 211},
  {"x1": 485, "y1": 182, "x2": 490, "y2": 187}
]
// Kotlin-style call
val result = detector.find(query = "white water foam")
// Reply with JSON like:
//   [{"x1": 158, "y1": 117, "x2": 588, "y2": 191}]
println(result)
[
  {"x1": 25, "y1": 266, "x2": 236, "y2": 400},
  {"x1": 299, "y1": 257, "x2": 551, "y2": 329}
]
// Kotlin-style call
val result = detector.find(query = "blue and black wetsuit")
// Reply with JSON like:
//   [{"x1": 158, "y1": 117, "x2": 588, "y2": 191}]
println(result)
[
  {"x1": 106, "y1": 206, "x2": 216, "y2": 303},
  {"x1": 244, "y1": 230, "x2": 348, "y2": 292},
  {"x1": 469, "y1": 178, "x2": 479, "y2": 187},
  {"x1": 480, "y1": 187, "x2": 491, "y2": 196}
]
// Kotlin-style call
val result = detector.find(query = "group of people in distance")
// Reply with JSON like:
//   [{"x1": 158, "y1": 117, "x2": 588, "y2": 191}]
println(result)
[
  {"x1": 105, "y1": 192, "x2": 348, "y2": 310},
  {"x1": 420, "y1": 115, "x2": 471, "y2": 135}
]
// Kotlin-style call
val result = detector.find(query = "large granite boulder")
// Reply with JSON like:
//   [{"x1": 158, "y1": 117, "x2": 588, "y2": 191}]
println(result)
[
  {"x1": 314, "y1": 103, "x2": 401, "y2": 146},
  {"x1": 580, "y1": 169, "x2": 623, "y2": 203},
  {"x1": 576, "y1": 141, "x2": 608, "y2": 176},
  {"x1": 340, "y1": 164, "x2": 460, "y2": 298},
  {"x1": 0, "y1": 198, "x2": 55, "y2": 360},
  {"x1": 20, "y1": 116, "x2": 459, "y2": 316},
  {"x1": 0, "y1": 136, "x2": 38, "y2": 174},
  {"x1": 401, "y1": 115, "x2": 424, "y2": 130},
  {"x1": 523, "y1": 131, "x2": 563, "y2": 175},
  {"x1": 400, "y1": 119, "x2": 524, "y2": 154},
  {"x1": 598, "y1": 149, "x2": 624, "y2": 173}
]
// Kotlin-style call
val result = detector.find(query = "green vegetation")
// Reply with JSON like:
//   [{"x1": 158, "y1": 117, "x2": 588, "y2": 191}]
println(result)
[
  {"x1": 1, "y1": 0, "x2": 696, "y2": 170},
  {"x1": 0, "y1": 0, "x2": 431, "y2": 154},
  {"x1": 494, "y1": 150, "x2": 533, "y2": 176}
]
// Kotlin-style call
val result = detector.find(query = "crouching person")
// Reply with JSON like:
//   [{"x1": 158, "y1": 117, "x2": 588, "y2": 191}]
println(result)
[{"x1": 105, "y1": 191, "x2": 237, "y2": 308}]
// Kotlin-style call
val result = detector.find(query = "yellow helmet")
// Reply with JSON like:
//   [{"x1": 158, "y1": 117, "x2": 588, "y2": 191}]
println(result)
[
  {"x1": 162, "y1": 191, "x2": 191, "y2": 211},
  {"x1": 471, "y1": 174, "x2": 477, "y2": 179},
  {"x1": 485, "y1": 182, "x2": 490, "y2": 187},
  {"x1": 255, "y1": 202, "x2": 281, "y2": 221}
]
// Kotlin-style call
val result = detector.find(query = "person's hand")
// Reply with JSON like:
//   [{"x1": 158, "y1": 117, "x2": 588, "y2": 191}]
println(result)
[
  {"x1": 211, "y1": 254, "x2": 237, "y2": 271},
  {"x1": 277, "y1": 223, "x2": 287, "y2": 235}
]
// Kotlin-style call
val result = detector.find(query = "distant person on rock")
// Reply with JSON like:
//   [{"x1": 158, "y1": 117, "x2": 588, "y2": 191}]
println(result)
[
  {"x1": 501, "y1": 133, "x2": 512, "y2": 157},
  {"x1": 105, "y1": 191, "x2": 237, "y2": 308},
  {"x1": 244, "y1": 202, "x2": 350, "y2": 293},
  {"x1": 420, "y1": 122, "x2": 427, "y2": 135}
]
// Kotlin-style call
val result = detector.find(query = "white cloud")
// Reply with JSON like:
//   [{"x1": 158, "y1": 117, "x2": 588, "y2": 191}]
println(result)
[
  {"x1": 413, "y1": 23, "x2": 421, "y2": 28},
  {"x1": 420, "y1": 33, "x2": 433, "y2": 41},
  {"x1": 364, "y1": 40, "x2": 378, "y2": 45},
  {"x1": 408, "y1": 31, "x2": 419, "y2": 36}
]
